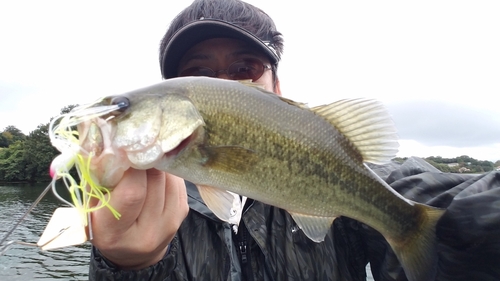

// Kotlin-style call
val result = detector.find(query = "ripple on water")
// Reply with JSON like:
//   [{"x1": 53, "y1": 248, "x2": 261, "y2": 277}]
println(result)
[{"x1": 1, "y1": 184, "x2": 91, "y2": 280}]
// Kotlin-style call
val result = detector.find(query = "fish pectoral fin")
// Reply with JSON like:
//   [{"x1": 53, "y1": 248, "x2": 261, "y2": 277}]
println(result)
[
  {"x1": 289, "y1": 212, "x2": 336, "y2": 242},
  {"x1": 197, "y1": 185, "x2": 243, "y2": 225},
  {"x1": 37, "y1": 207, "x2": 88, "y2": 251},
  {"x1": 204, "y1": 146, "x2": 259, "y2": 173}
]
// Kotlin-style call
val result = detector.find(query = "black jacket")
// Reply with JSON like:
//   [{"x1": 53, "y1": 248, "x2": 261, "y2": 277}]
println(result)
[{"x1": 89, "y1": 157, "x2": 500, "y2": 280}]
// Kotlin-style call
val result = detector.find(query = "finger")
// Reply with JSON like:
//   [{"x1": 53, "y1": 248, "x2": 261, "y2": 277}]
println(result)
[
  {"x1": 137, "y1": 169, "x2": 167, "y2": 224},
  {"x1": 92, "y1": 168, "x2": 148, "y2": 234},
  {"x1": 163, "y1": 173, "x2": 189, "y2": 225},
  {"x1": 163, "y1": 174, "x2": 187, "y2": 211}
]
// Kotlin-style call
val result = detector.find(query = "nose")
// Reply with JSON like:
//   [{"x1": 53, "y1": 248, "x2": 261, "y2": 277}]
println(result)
[{"x1": 214, "y1": 69, "x2": 231, "y2": 80}]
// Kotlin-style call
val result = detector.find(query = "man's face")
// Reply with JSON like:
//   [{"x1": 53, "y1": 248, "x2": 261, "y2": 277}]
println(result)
[{"x1": 177, "y1": 38, "x2": 280, "y2": 94}]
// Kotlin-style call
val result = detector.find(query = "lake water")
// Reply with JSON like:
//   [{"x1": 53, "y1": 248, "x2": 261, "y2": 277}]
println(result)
[
  {"x1": 0, "y1": 183, "x2": 375, "y2": 280},
  {"x1": 0, "y1": 183, "x2": 90, "y2": 280}
]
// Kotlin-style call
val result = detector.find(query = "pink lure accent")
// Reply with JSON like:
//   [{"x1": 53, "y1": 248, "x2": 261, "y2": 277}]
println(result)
[
  {"x1": 49, "y1": 161, "x2": 57, "y2": 179},
  {"x1": 49, "y1": 154, "x2": 67, "y2": 180}
]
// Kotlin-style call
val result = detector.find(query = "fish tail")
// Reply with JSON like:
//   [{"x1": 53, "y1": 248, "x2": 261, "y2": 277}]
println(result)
[{"x1": 389, "y1": 203, "x2": 445, "y2": 281}]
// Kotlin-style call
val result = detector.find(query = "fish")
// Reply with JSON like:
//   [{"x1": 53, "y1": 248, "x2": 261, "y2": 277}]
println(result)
[{"x1": 75, "y1": 76, "x2": 444, "y2": 281}]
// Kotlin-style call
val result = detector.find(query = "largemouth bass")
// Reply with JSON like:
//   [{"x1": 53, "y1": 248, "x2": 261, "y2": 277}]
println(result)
[{"x1": 78, "y1": 77, "x2": 444, "y2": 281}]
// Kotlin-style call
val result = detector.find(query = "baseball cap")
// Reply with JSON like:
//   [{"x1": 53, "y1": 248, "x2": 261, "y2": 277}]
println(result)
[{"x1": 159, "y1": 1, "x2": 283, "y2": 79}]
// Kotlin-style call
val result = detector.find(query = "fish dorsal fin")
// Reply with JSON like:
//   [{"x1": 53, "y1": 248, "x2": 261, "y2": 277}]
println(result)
[
  {"x1": 237, "y1": 80, "x2": 311, "y2": 109},
  {"x1": 289, "y1": 212, "x2": 336, "y2": 242},
  {"x1": 311, "y1": 99, "x2": 399, "y2": 164},
  {"x1": 277, "y1": 96, "x2": 310, "y2": 109},
  {"x1": 197, "y1": 185, "x2": 243, "y2": 225}
]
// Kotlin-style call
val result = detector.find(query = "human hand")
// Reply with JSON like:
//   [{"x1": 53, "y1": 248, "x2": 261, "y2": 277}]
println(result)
[{"x1": 89, "y1": 168, "x2": 188, "y2": 270}]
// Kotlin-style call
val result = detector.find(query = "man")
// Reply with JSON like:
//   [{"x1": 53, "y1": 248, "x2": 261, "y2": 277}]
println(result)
[{"x1": 89, "y1": 0, "x2": 500, "y2": 280}]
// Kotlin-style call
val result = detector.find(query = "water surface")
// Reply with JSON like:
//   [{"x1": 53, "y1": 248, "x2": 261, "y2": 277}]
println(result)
[
  {"x1": 0, "y1": 183, "x2": 375, "y2": 280},
  {"x1": 0, "y1": 183, "x2": 90, "y2": 280}
]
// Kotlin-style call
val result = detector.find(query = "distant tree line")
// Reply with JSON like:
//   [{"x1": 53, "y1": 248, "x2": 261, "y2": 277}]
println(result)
[
  {"x1": 427, "y1": 155, "x2": 499, "y2": 173},
  {"x1": 395, "y1": 156, "x2": 499, "y2": 174},
  {"x1": 0, "y1": 105, "x2": 77, "y2": 184}
]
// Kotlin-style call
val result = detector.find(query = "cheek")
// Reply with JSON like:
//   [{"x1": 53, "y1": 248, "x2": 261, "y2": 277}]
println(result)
[{"x1": 254, "y1": 70, "x2": 275, "y2": 92}]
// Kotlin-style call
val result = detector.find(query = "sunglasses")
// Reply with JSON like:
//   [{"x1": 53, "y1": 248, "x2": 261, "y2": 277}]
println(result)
[{"x1": 178, "y1": 58, "x2": 271, "y2": 82}]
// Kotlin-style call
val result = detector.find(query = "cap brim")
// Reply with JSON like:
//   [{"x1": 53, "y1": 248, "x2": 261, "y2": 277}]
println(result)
[{"x1": 161, "y1": 19, "x2": 279, "y2": 79}]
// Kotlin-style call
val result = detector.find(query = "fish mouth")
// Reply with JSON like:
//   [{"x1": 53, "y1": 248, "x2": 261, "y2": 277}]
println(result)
[{"x1": 164, "y1": 130, "x2": 198, "y2": 159}]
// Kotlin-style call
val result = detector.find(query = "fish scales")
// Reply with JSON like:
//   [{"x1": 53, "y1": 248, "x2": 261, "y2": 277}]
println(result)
[
  {"x1": 184, "y1": 81, "x2": 413, "y2": 227},
  {"x1": 82, "y1": 77, "x2": 445, "y2": 281},
  {"x1": 187, "y1": 86, "x2": 352, "y2": 207}
]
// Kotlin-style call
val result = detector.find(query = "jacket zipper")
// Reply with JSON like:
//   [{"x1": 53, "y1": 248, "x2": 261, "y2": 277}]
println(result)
[{"x1": 236, "y1": 221, "x2": 254, "y2": 281}]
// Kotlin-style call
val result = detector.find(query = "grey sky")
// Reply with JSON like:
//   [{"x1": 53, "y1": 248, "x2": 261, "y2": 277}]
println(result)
[
  {"x1": 1, "y1": 0, "x2": 499, "y2": 161},
  {"x1": 388, "y1": 101, "x2": 500, "y2": 147}
]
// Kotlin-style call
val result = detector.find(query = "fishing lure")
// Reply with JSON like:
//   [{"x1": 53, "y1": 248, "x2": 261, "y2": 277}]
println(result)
[
  {"x1": 49, "y1": 103, "x2": 123, "y2": 226},
  {"x1": 0, "y1": 99, "x2": 126, "y2": 253}
]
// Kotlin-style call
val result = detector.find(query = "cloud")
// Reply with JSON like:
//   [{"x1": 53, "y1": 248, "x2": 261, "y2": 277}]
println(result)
[{"x1": 387, "y1": 100, "x2": 500, "y2": 147}]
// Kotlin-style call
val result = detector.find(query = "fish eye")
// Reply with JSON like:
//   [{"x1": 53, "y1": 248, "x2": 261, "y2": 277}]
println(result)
[
  {"x1": 100, "y1": 96, "x2": 130, "y2": 118},
  {"x1": 111, "y1": 96, "x2": 130, "y2": 111}
]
